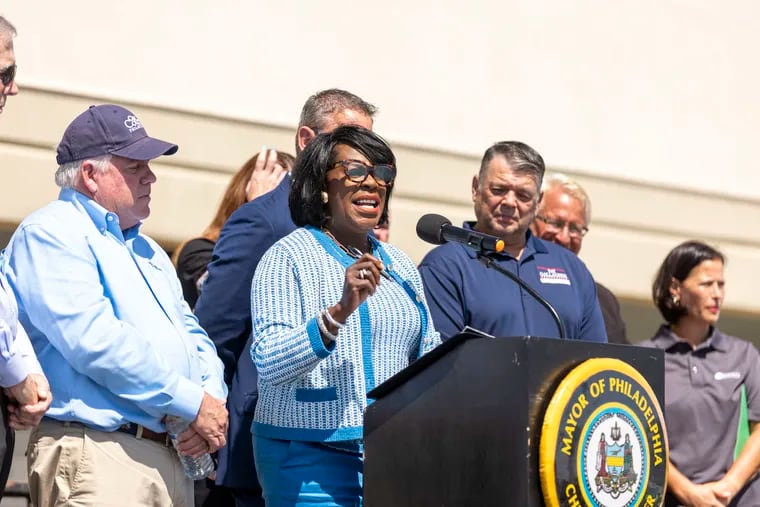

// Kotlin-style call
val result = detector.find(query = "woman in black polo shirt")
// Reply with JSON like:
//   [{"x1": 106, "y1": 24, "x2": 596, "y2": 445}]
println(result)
[{"x1": 641, "y1": 241, "x2": 760, "y2": 507}]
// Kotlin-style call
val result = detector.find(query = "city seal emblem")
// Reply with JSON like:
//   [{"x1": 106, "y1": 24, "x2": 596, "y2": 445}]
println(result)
[{"x1": 539, "y1": 358, "x2": 668, "y2": 507}]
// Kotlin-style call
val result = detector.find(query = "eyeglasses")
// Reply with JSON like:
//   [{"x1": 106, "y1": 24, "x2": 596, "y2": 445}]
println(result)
[
  {"x1": 536, "y1": 215, "x2": 589, "y2": 238},
  {"x1": 0, "y1": 64, "x2": 16, "y2": 87},
  {"x1": 332, "y1": 159, "x2": 396, "y2": 187}
]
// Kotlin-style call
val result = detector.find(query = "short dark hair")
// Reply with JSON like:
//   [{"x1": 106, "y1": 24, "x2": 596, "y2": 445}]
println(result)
[
  {"x1": 298, "y1": 89, "x2": 377, "y2": 132},
  {"x1": 290, "y1": 125, "x2": 395, "y2": 228},
  {"x1": 652, "y1": 240, "x2": 725, "y2": 324},
  {"x1": 479, "y1": 141, "x2": 545, "y2": 189}
]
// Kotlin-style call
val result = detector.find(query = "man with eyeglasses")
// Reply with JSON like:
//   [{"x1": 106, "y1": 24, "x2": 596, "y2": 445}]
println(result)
[
  {"x1": 420, "y1": 141, "x2": 608, "y2": 343},
  {"x1": 532, "y1": 173, "x2": 628, "y2": 344},
  {"x1": 194, "y1": 89, "x2": 376, "y2": 507},
  {"x1": 0, "y1": 15, "x2": 19, "y2": 115},
  {"x1": 0, "y1": 14, "x2": 53, "y2": 501}
]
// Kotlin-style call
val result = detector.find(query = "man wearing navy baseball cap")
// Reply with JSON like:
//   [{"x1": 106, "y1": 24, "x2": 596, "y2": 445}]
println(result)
[{"x1": 2, "y1": 104, "x2": 228, "y2": 506}]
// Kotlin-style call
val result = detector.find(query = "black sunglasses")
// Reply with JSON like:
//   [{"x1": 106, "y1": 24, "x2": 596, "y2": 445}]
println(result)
[
  {"x1": 332, "y1": 159, "x2": 396, "y2": 186},
  {"x1": 1, "y1": 64, "x2": 16, "y2": 87}
]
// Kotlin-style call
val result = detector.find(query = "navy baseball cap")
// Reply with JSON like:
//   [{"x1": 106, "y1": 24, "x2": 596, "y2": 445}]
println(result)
[{"x1": 56, "y1": 104, "x2": 178, "y2": 165}]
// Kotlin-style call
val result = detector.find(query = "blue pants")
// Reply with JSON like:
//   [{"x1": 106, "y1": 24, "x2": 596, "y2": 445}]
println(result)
[{"x1": 252, "y1": 434, "x2": 363, "y2": 507}]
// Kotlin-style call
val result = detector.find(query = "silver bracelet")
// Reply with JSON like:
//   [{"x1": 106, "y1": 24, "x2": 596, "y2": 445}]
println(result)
[
  {"x1": 322, "y1": 309, "x2": 345, "y2": 329},
  {"x1": 317, "y1": 311, "x2": 338, "y2": 342}
]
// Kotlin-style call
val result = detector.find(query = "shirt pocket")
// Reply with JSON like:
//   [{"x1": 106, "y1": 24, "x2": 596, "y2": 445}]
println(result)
[{"x1": 295, "y1": 386, "x2": 338, "y2": 403}]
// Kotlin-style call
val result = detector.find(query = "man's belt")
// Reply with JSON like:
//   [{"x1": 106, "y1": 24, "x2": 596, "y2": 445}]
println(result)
[
  {"x1": 43, "y1": 418, "x2": 172, "y2": 448},
  {"x1": 117, "y1": 422, "x2": 171, "y2": 447}
]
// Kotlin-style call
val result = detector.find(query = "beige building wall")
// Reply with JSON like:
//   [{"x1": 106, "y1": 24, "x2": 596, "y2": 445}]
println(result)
[{"x1": 1, "y1": 2, "x2": 759, "y2": 341}]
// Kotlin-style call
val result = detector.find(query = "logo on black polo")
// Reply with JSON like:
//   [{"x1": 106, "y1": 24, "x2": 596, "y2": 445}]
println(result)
[{"x1": 539, "y1": 358, "x2": 668, "y2": 507}]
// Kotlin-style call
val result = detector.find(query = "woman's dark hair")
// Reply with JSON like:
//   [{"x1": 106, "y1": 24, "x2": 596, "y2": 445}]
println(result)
[
  {"x1": 652, "y1": 240, "x2": 725, "y2": 324},
  {"x1": 290, "y1": 125, "x2": 395, "y2": 228}
]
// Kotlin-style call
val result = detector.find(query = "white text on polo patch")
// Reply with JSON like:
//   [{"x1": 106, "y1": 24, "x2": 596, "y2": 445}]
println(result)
[
  {"x1": 714, "y1": 371, "x2": 741, "y2": 380},
  {"x1": 537, "y1": 266, "x2": 571, "y2": 286}
]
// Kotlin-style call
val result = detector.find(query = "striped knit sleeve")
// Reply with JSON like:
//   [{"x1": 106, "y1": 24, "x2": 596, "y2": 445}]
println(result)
[{"x1": 250, "y1": 243, "x2": 334, "y2": 385}]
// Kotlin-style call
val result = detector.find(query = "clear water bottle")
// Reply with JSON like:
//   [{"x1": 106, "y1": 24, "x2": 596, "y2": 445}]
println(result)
[{"x1": 164, "y1": 415, "x2": 215, "y2": 480}]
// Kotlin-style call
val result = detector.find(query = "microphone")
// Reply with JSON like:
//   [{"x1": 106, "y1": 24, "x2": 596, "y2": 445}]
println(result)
[
  {"x1": 416, "y1": 213, "x2": 566, "y2": 339},
  {"x1": 416, "y1": 213, "x2": 505, "y2": 254}
]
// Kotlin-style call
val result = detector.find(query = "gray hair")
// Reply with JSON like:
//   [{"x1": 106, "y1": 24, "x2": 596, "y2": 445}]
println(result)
[
  {"x1": 479, "y1": 141, "x2": 545, "y2": 190},
  {"x1": 540, "y1": 172, "x2": 592, "y2": 224},
  {"x1": 298, "y1": 89, "x2": 377, "y2": 132},
  {"x1": 55, "y1": 155, "x2": 112, "y2": 188},
  {"x1": 0, "y1": 16, "x2": 16, "y2": 45}
]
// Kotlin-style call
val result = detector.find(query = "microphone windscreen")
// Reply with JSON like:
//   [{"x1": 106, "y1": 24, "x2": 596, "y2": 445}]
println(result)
[{"x1": 416, "y1": 213, "x2": 452, "y2": 245}]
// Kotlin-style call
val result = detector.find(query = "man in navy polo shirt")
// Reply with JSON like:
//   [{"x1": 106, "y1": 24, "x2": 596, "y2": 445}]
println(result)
[{"x1": 419, "y1": 141, "x2": 607, "y2": 343}]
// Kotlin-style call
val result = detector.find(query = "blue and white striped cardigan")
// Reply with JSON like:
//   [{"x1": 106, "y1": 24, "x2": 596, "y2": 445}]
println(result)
[{"x1": 250, "y1": 226, "x2": 440, "y2": 442}]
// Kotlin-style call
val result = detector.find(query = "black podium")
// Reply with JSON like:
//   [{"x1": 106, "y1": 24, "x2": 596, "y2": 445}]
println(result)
[{"x1": 363, "y1": 333, "x2": 665, "y2": 507}]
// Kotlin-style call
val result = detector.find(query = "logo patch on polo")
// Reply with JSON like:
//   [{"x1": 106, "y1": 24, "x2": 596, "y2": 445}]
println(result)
[
  {"x1": 537, "y1": 265, "x2": 571, "y2": 285},
  {"x1": 539, "y1": 358, "x2": 668, "y2": 507},
  {"x1": 715, "y1": 371, "x2": 741, "y2": 380}
]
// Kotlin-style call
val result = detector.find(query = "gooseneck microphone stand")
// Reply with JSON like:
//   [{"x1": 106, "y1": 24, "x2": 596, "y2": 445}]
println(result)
[{"x1": 476, "y1": 252, "x2": 567, "y2": 340}]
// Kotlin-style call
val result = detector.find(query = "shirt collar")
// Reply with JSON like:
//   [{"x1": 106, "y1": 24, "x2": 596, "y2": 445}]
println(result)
[
  {"x1": 59, "y1": 188, "x2": 138, "y2": 241},
  {"x1": 650, "y1": 324, "x2": 727, "y2": 352},
  {"x1": 526, "y1": 229, "x2": 549, "y2": 254}
]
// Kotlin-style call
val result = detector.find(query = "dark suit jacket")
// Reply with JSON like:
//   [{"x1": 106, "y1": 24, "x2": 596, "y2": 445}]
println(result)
[
  {"x1": 194, "y1": 177, "x2": 296, "y2": 491},
  {"x1": 596, "y1": 282, "x2": 628, "y2": 345}
]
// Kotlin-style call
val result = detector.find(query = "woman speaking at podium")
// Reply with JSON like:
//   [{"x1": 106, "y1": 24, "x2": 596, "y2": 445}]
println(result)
[
  {"x1": 248, "y1": 126, "x2": 440, "y2": 506},
  {"x1": 642, "y1": 241, "x2": 760, "y2": 507}
]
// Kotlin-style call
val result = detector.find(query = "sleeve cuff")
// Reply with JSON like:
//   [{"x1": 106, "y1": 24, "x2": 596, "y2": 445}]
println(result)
[
  {"x1": 0, "y1": 352, "x2": 43, "y2": 388},
  {"x1": 167, "y1": 376, "x2": 206, "y2": 422},
  {"x1": 307, "y1": 316, "x2": 335, "y2": 358},
  {"x1": 201, "y1": 375, "x2": 228, "y2": 401}
]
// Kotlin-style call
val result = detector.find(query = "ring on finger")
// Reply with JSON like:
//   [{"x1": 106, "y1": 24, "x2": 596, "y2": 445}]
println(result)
[{"x1": 359, "y1": 268, "x2": 367, "y2": 280}]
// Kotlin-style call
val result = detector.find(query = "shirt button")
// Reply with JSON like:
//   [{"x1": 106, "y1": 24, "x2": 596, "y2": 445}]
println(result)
[
  {"x1": 692, "y1": 366, "x2": 698, "y2": 374},
  {"x1": 107, "y1": 215, "x2": 114, "y2": 222},
  {"x1": 416, "y1": 295, "x2": 422, "y2": 303}
]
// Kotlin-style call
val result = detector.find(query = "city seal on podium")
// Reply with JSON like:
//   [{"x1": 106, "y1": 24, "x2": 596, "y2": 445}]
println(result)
[{"x1": 539, "y1": 358, "x2": 668, "y2": 507}]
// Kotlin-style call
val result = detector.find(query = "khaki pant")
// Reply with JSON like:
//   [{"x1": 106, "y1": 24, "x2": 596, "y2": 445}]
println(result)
[{"x1": 27, "y1": 418, "x2": 193, "y2": 507}]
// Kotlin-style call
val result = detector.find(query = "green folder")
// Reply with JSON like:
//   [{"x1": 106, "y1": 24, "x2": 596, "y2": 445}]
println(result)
[{"x1": 735, "y1": 384, "x2": 750, "y2": 461}]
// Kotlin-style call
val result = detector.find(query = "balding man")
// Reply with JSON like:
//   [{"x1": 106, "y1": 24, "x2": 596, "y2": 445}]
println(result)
[
  {"x1": 532, "y1": 173, "x2": 628, "y2": 344},
  {"x1": 194, "y1": 89, "x2": 377, "y2": 507},
  {"x1": 0, "y1": 15, "x2": 19, "y2": 114},
  {"x1": 0, "y1": 14, "x2": 52, "y2": 499}
]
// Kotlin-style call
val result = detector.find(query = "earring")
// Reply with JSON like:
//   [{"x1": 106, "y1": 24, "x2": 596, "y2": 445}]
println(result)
[
  {"x1": 671, "y1": 295, "x2": 680, "y2": 306},
  {"x1": 321, "y1": 191, "x2": 329, "y2": 204}
]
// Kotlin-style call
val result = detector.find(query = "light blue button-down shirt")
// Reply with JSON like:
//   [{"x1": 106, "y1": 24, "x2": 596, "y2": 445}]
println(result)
[
  {"x1": 2, "y1": 188, "x2": 226, "y2": 432},
  {"x1": 0, "y1": 272, "x2": 43, "y2": 387}
]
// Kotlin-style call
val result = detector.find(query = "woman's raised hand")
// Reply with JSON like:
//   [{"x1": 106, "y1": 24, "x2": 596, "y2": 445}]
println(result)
[
  {"x1": 329, "y1": 253, "x2": 384, "y2": 324},
  {"x1": 245, "y1": 147, "x2": 289, "y2": 202}
]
